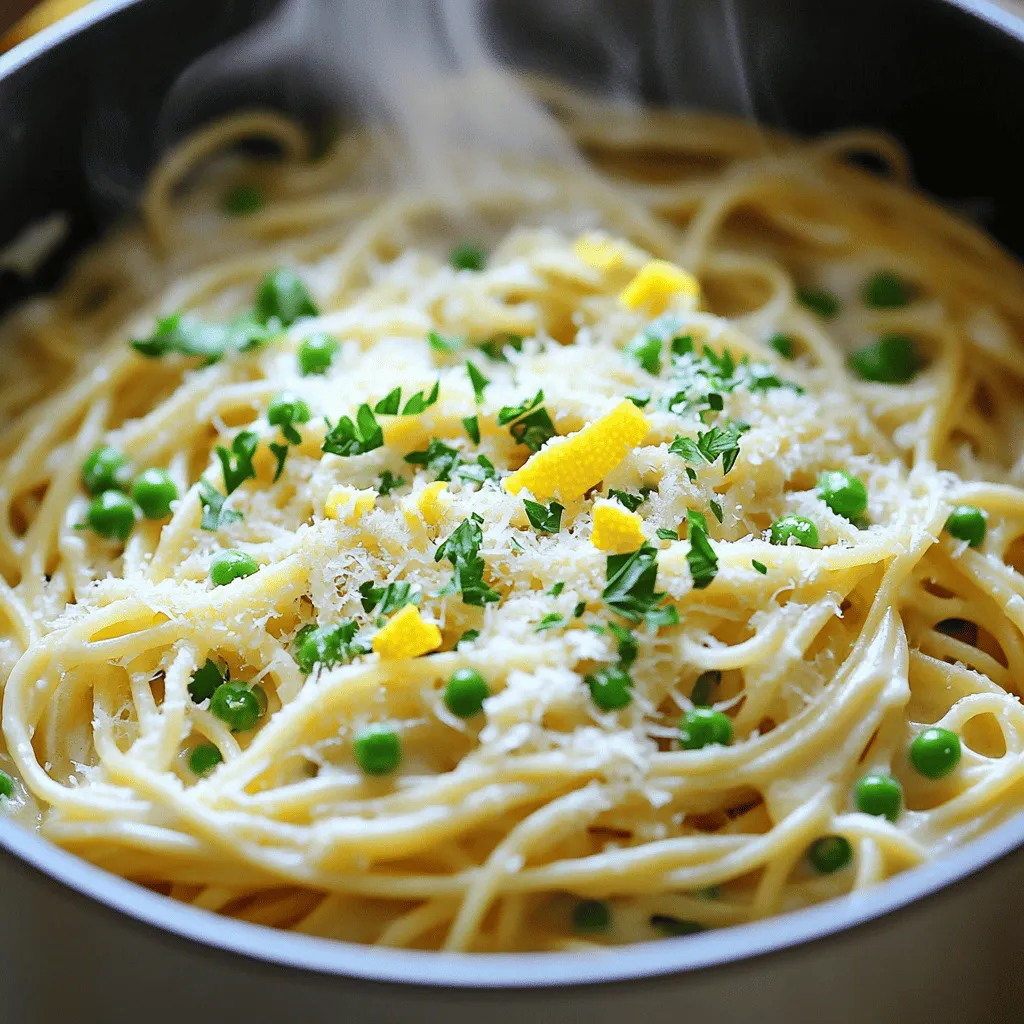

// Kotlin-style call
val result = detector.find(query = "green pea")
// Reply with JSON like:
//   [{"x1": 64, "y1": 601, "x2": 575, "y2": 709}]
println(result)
[
  {"x1": 132, "y1": 467, "x2": 178, "y2": 519},
  {"x1": 817, "y1": 470, "x2": 867, "y2": 521},
  {"x1": 769, "y1": 515, "x2": 819, "y2": 548},
  {"x1": 854, "y1": 772, "x2": 902, "y2": 821},
  {"x1": 267, "y1": 390, "x2": 311, "y2": 429},
  {"x1": 863, "y1": 271, "x2": 912, "y2": 309},
  {"x1": 572, "y1": 900, "x2": 610, "y2": 932},
  {"x1": 910, "y1": 727, "x2": 961, "y2": 779},
  {"x1": 82, "y1": 446, "x2": 131, "y2": 495},
  {"x1": 86, "y1": 491, "x2": 139, "y2": 541},
  {"x1": 0, "y1": 769, "x2": 14, "y2": 799},
  {"x1": 223, "y1": 183, "x2": 264, "y2": 217},
  {"x1": 769, "y1": 333, "x2": 795, "y2": 359},
  {"x1": 210, "y1": 549, "x2": 259, "y2": 587},
  {"x1": 680, "y1": 707, "x2": 733, "y2": 750},
  {"x1": 444, "y1": 668, "x2": 489, "y2": 718},
  {"x1": 188, "y1": 743, "x2": 223, "y2": 776},
  {"x1": 796, "y1": 286, "x2": 840, "y2": 319},
  {"x1": 209, "y1": 682, "x2": 261, "y2": 732},
  {"x1": 807, "y1": 835, "x2": 853, "y2": 873},
  {"x1": 585, "y1": 665, "x2": 633, "y2": 711},
  {"x1": 298, "y1": 333, "x2": 339, "y2": 376},
  {"x1": 944, "y1": 505, "x2": 986, "y2": 548},
  {"x1": 354, "y1": 725, "x2": 401, "y2": 775},
  {"x1": 449, "y1": 241, "x2": 487, "y2": 272},
  {"x1": 848, "y1": 334, "x2": 918, "y2": 384}
]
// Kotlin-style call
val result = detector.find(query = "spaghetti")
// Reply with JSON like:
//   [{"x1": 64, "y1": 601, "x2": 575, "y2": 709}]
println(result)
[{"x1": 4, "y1": 93, "x2": 1024, "y2": 952}]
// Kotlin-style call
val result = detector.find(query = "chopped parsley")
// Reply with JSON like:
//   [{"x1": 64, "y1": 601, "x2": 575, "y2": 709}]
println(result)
[
  {"x1": 607, "y1": 622, "x2": 638, "y2": 666},
  {"x1": 523, "y1": 499, "x2": 564, "y2": 533},
  {"x1": 454, "y1": 629, "x2": 480, "y2": 648},
  {"x1": 466, "y1": 361, "x2": 490, "y2": 402},
  {"x1": 625, "y1": 332, "x2": 663, "y2": 375},
  {"x1": 197, "y1": 478, "x2": 242, "y2": 531},
  {"x1": 131, "y1": 313, "x2": 274, "y2": 362},
  {"x1": 497, "y1": 390, "x2": 556, "y2": 452},
  {"x1": 254, "y1": 268, "x2": 318, "y2": 327},
  {"x1": 602, "y1": 543, "x2": 677, "y2": 627},
  {"x1": 752, "y1": 559, "x2": 768, "y2": 575},
  {"x1": 686, "y1": 508, "x2": 709, "y2": 535},
  {"x1": 462, "y1": 415, "x2": 480, "y2": 444},
  {"x1": 687, "y1": 521, "x2": 718, "y2": 590},
  {"x1": 404, "y1": 439, "x2": 462, "y2": 481},
  {"x1": 450, "y1": 241, "x2": 486, "y2": 272},
  {"x1": 269, "y1": 442, "x2": 289, "y2": 482},
  {"x1": 402, "y1": 380, "x2": 441, "y2": 415},
  {"x1": 656, "y1": 527, "x2": 678, "y2": 541},
  {"x1": 710, "y1": 500, "x2": 724, "y2": 523},
  {"x1": 293, "y1": 621, "x2": 369, "y2": 673},
  {"x1": 535, "y1": 613, "x2": 564, "y2": 632},
  {"x1": 189, "y1": 658, "x2": 227, "y2": 702},
  {"x1": 669, "y1": 421, "x2": 748, "y2": 475},
  {"x1": 626, "y1": 389, "x2": 652, "y2": 408},
  {"x1": 548, "y1": 582, "x2": 565, "y2": 597},
  {"x1": 690, "y1": 669, "x2": 721, "y2": 706},
  {"x1": 359, "y1": 580, "x2": 420, "y2": 615},
  {"x1": 215, "y1": 431, "x2": 259, "y2": 495},
  {"x1": 573, "y1": 601, "x2": 587, "y2": 618},
  {"x1": 378, "y1": 470, "x2": 405, "y2": 495},
  {"x1": 609, "y1": 489, "x2": 645, "y2": 512},
  {"x1": 435, "y1": 513, "x2": 500, "y2": 606},
  {"x1": 428, "y1": 330, "x2": 462, "y2": 353},
  {"x1": 374, "y1": 388, "x2": 402, "y2": 415},
  {"x1": 322, "y1": 405, "x2": 384, "y2": 457},
  {"x1": 478, "y1": 334, "x2": 523, "y2": 361},
  {"x1": 455, "y1": 454, "x2": 498, "y2": 485}
]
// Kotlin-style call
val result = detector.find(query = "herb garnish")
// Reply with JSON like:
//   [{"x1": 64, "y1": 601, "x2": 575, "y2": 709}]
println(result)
[
  {"x1": 322, "y1": 405, "x2": 384, "y2": 457},
  {"x1": 435, "y1": 513, "x2": 500, "y2": 606},
  {"x1": 523, "y1": 499, "x2": 564, "y2": 533}
]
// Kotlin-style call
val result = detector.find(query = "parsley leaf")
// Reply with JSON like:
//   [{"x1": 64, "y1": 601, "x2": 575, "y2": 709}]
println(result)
[
  {"x1": 378, "y1": 470, "x2": 406, "y2": 495},
  {"x1": 435, "y1": 513, "x2": 500, "y2": 606},
  {"x1": 188, "y1": 658, "x2": 226, "y2": 702},
  {"x1": 198, "y1": 478, "x2": 242, "y2": 531},
  {"x1": 358, "y1": 580, "x2": 420, "y2": 615},
  {"x1": 254, "y1": 268, "x2": 318, "y2": 327},
  {"x1": 293, "y1": 621, "x2": 368, "y2": 673},
  {"x1": 215, "y1": 430, "x2": 259, "y2": 495},
  {"x1": 497, "y1": 390, "x2": 544, "y2": 425},
  {"x1": 609, "y1": 489, "x2": 645, "y2": 513},
  {"x1": 523, "y1": 499, "x2": 563, "y2": 533},
  {"x1": 454, "y1": 629, "x2": 480, "y2": 648},
  {"x1": 573, "y1": 601, "x2": 586, "y2": 618},
  {"x1": 669, "y1": 421, "x2": 748, "y2": 475},
  {"x1": 269, "y1": 442, "x2": 289, "y2": 482},
  {"x1": 478, "y1": 335, "x2": 523, "y2": 361},
  {"x1": 656, "y1": 527, "x2": 678, "y2": 541},
  {"x1": 466, "y1": 361, "x2": 490, "y2": 402},
  {"x1": 322, "y1": 404, "x2": 384, "y2": 457},
  {"x1": 455, "y1": 454, "x2": 497, "y2": 485},
  {"x1": 428, "y1": 331, "x2": 462, "y2": 354},
  {"x1": 602, "y1": 543, "x2": 675, "y2": 627},
  {"x1": 686, "y1": 509, "x2": 709, "y2": 535},
  {"x1": 625, "y1": 332, "x2": 662, "y2": 375},
  {"x1": 535, "y1": 613, "x2": 564, "y2": 632},
  {"x1": 710, "y1": 500, "x2": 724, "y2": 523},
  {"x1": 374, "y1": 387, "x2": 402, "y2": 415},
  {"x1": 690, "y1": 669, "x2": 721, "y2": 706},
  {"x1": 548, "y1": 582, "x2": 565, "y2": 597},
  {"x1": 752, "y1": 559, "x2": 768, "y2": 575},
  {"x1": 462, "y1": 415, "x2": 480, "y2": 444},
  {"x1": 687, "y1": 522, "x2": 718, "y2": 590},
  {"x1": 404, "y1": 439, "x2": 462, "y2": 481},
  {"x1": 608, "y1": 622, "x2": 638, "y2": 667},
  {"x1": 131, "y1": 313, "x2": 275, "y2": 362},
  {"x1": 402, "y1": 379, "x2": 441, "y2": 415},
  {"x1": 498, "y1": 391, "x2": 556, "y2": 452},
  {"x1": 626, "y1": 389, "x2": 652, "y2": 408}
]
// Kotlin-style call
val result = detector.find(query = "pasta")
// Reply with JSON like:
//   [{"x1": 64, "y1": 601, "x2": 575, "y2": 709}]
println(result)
[{"x1": 4, "y1": 89, "x2": 1024, "y2": 953}]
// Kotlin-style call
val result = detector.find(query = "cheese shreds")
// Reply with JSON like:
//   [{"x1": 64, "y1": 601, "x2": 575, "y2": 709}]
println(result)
[{"x1": 503, "y1": 400, "x2": 649, "y2": 501}]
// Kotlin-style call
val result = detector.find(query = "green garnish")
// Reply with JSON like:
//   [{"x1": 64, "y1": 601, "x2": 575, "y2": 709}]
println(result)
[
  {"x1": 656, "y1": 528, "x2": 678, "y2": 541},
  {"x1": 466, "y1": 361, "x2": 490, "y2": 402},
  {"x1": 602, "y1": 543, "x2": 675, "y2": 627},
  {"x1": 548, "y1": 582, "x2": 565, "y2": 597},
  {"x1": 294, "y1": 621, "x2": 368, "y2": 673},
  {"x1": 188, "y1": 743, "x2": 223, "y2": 776},
  {"x1": 450, "y1": 241, "x2": 487, "y2": 272},
  {"x1": 223, "y1": 183, "x2": 263, "y2": 216},
  {"x1": 209, "y1": 549, "x2": 259, "y2": 587},
  {"x1": 669, "y1": 421, "x2": 748, "y2": 475},
  {"x1": 523, "y1": 499, "x2": 564, "y2": 533},
  {"x1": 197, "y1": 478, "x2": 242, "y2": 531},
  {"x1": 378, "y1": 470, "x2": 406, "y2": 496},
  {"x1": 769, "y1": 333, "x2": 795, "y2": 359},
  {"x1": 297, "y1": 333, "x2": 339, "y2": 376},
  {"x1": 573, "y1": 601, "x2": 586, "y2": 618},
  {"x1": 322, "y1": 405, "x2": 384, "y2": 457},
  {"x1": 404, "y1": 439, "x2": 462, "y2": 481},
  {"x1": 686, "y1": 508, "x2": 709, "y2": 535},
  {"x1": 863, "y1": 271, "x2": 912, "y2": 309},
  {"x1": 625, "y1": 332, "x2": 663, "y2": 375},
  {"x1": 82, "y1": 446, "x2": 131, "y2": 495},
  {"x1": 608, "y1": 622, "x2": 638, "y2": 667},
  {"x1": 651, "y1": 915, "x2": 704, "y2": 937},
  {"x1": 254, "y1": 268, "x2": 318, "y2": 327},
  {"x1": 188, "y1": 659, "x2": 226, "y2": 703},
  {"x1": 608, "y1": 489, "x2": 645, "y2": 512},
  {"x1": 359, "y1": 580, "x2": 419, "y2": 615},
  {"x1": 132, "y1": 468, "x2": 178, "y2": 520},
  {"x1": 680, "y1": 707, "x2": 733, "y2": 749},
  {"x1": 752, "y1": 559, "x2": 768, "y2": 575},
  {"x1": 497, "y1": 390, "x2": 556, "y2": 452},
  {"x1": 462, "y1": 415, "x2": 480, "y2": 444},
  {"x1": 535, "y1": 613, "x2": 564, "y2": 632},
  {"x1": 586, "y1": 664, "x2": 633, "y2": 711},
  {"x1": 817, "y1": 469, "x2": 868, "y2": 521},
  {"x1": 626, "y1": 389, "x2": 652, "y2": 408},
  {"x1": 853, "y1": 772, "x2": 902, "y2": 821},
  {"x1": 427, "y1": 330, "x2": 462, "y2": 353},
  {"x1": 455, "y1": 454, "x2": 498, "y2": 485},
  {"x1": 945, "y1": 505, "x2": 986, "y2": 547},
  {"x1": 797, "y1": 286, "x2": 841, "y2": 319},
  {"x1": 477, "y1": 335, "x2": 523, "y2": 361},
  {"x1": 709, "y1": 500, "x2": 724, "y2": 523},
  {"x1": 769, "y1": 515, "x2": 819, "y2": 548},
  {"x1": 686, "y1": 521, "x2": 717, "y2": 590},
  {"x1": 374, "y1": 388, "x2": 401, "y2": 415},
  {"x1": 0, "y1": 770, "x2": 14, "y2": 800},
  {"x1": 435, "y1": 514, "x2": 500, "y2": 607},
  {"x1": 210, "y1": 682, "x2": 261, "y2": 732},
  {"x1": 86, "y1": 491, "x2": 139, "y2": 541},
  {"x1": 402, "y1": 380, "x2": 441, "y2": 415},
  {"x1": 690, "y1": 669, "x2": 720, "y2": 706},
  {"x1": 269, "y1": 442, "x2": 289, "y2": 481},
  {"x1": 808, "y1": 835, "x2": 852, "y2": 874},
  {"x1": 454, "y1": 629, "x2": 480, "y2": 649},
  {"x1": 267, "y1": 390, "x2": 311, "y2": 444},
  {"x1": 910, "y1": 727, "x2": 961, "y2": 779},
  {"x1": 215, "y1": 430, "x2": 259, "y2": 495},
  {"x1": 130, "y1": 313, "x2": 275, "y2": 362},
  {"x1": 572, "y1": 900, "x2": 611, "y2": 933},
  {"x1": 354, "y1": 725, "x2": 401, "y2": 774},
  {"x1": 848, "y1": 334, "x2": 918, "y2": 383},
  {"x1": 444, "y1": 668, "x2": 489, "y2": 717}
]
